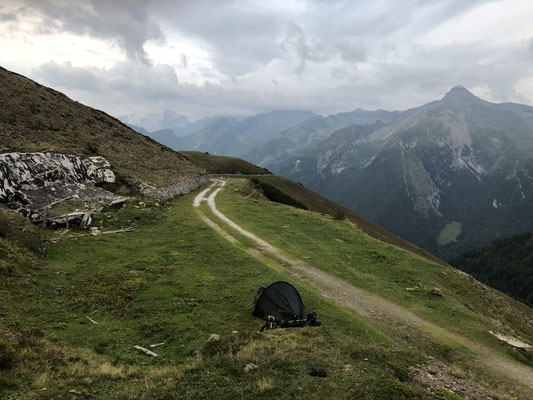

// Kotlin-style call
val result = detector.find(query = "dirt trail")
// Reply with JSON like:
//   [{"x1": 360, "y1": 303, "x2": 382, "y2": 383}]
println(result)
[{"x1": 194, "y1": 179, "x2": 533, "y2": 390}]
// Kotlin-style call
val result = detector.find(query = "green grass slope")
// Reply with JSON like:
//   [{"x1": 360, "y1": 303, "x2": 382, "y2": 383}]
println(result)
[
  {"x1": 0, "y1": 66, "x2": 203, "y2": 187},
  {"x1": 1, "y1": 197, "x2": 425, "y2": 399},
  {"x1": 250, "y1": 175, "x2": 447, "y2": 267},
  {"x1": 0, "y1": 207, "x2": 43, "y2": 280},
  {"x1": 1, "y1": 180, "x2": 532, "y2": 399},
  {"x1": 181, "y1": 151, "x2": 444, "y2": 267},
  {"x1": 216, "y1": 180, "x2": 533, "y2": 362}
]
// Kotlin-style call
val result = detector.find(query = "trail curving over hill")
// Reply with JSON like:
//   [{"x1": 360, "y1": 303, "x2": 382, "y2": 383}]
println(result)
[{"x1": 194, "y1": 178, "x2": 533, "y2": 392}]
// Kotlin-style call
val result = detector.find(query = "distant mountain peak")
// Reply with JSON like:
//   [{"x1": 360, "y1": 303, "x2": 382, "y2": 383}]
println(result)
[
  {"x1": 442, "y1": 85, "x2": 480, "y2": 102},
  {"x1": 450, "y1": 85, "x2": 469, "y2": 92}
]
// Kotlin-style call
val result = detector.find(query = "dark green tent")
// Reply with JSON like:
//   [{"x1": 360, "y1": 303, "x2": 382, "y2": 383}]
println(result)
[
  {"x1": 252, "y1": 281, "x2": 305, "y2": 322},
  {"x1": 252, "y1": 281, "x2": 320, "y2": 330}
]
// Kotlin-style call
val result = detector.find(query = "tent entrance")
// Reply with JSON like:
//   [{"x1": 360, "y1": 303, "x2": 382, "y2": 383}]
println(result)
[{"x1": 252, "y1": 281, "x2": 321, "y2": 331}]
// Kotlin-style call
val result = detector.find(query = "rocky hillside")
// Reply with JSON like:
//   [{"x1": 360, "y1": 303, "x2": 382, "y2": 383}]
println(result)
[
  {"x1": 268, "y1": 86, "x2": 533, "y2": 260},
  {"x1": 0, "y1": 67, "x2": 204, "y2": 188}
]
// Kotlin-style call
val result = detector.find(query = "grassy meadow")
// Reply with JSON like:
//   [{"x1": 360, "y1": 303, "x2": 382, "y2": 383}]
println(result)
[
  {"x1": 1, "y1": 192, "x2": 427, "y2": 399},
  {"x1": 215, "y1": 179, "x2": 533, "y2": 367}
]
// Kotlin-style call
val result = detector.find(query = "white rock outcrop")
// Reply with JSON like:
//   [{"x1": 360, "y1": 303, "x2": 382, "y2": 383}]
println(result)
[{"x1": 0, "y1": 152, "x2": 116, "y2": 217}]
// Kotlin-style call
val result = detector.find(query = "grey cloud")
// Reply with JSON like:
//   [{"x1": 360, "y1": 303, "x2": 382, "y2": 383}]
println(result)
[
  {"x1": 303, "y1": 0, "x2": 495, "y2": 41},
  {"x1": 0, "y1": 3, "x2": 24, "y2": 23},
  {"x1": 281, "y1": 23, "x2": 330, "y2": 75},
  {"x1": 11, "y1": 0, "x2": 498, "y2": 77},
  {"x1": 154, "y1": 0, "x2": 287, "y2": 75},
  {"x1": 151, "y1": 0, "x2": 498, "y2": 77},
  {"x1": 330, "y1": 66, "x2": 358, "y2": 80},
  {"x1": 11, "y1": 0, "x2": 533, "y2": 120},
  {"x1": 31, "y1": 31, "x2": 533, "y2": 122},
  {"x1": 0, "y1": 12, "x2": 17, "y2": 22},
  {"x1": 21, "y1": 0, "x2": 163, "y2": 63},
  {"x1": 31, "y1": 60, "x2": 317, "y2": 119},
  {"x1": 354, "y1": 41, "x2": 533, "y2": 107},
  {"x1": 335, "y1": 41, "x2": 366, "y2": 62},
  {"x1": 37, "y1": 61, "x2": 101, "y2": 90}
]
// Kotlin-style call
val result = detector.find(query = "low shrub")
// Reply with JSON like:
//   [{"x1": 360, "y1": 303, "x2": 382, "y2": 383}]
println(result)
[
  {"x1": 0, "y1": 339, "x2": 16, "y2": 369},
  {"x1": 334, "y1": 211, "x2": 345, "y2": 220},
  {"x1": 84, "y1": 140, "x2": 99, "y2": 155},
  {"x1": 0, "y1": 207, "x2": 43, "y2": 254}
]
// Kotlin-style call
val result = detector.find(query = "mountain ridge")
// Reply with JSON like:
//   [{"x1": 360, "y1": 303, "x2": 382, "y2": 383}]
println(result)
[{"x1": 264, "y1": 87, "x2": 533, "y2": 260}]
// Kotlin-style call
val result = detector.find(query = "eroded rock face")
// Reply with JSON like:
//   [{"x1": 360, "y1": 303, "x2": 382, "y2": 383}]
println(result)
[{"x1": 0, "y1": 152, "x2": 117, "y2": 218}]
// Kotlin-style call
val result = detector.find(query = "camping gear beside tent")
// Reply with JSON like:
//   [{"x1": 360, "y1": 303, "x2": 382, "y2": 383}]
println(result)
[{"x1": 252, "y1": 281, "x2": 321, "y2": 331}]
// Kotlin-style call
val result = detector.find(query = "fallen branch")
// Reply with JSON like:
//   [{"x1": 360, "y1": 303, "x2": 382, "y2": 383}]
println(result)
[
  {"x1": 108, "y1": 198, "x2": 127, "y2": 207},
  {"x1": 33, "y1": 212, "x2": 86, "y2": 225},
  {"x1": 100, "y1": 227, "x2": 135, "y2": 235},
  {"x1": 134, "y1": 345, "x2": 158, "y2": 357},
  {"x1": 68, "y1": 227, "x2": 134, "y2": 238},
  {"x1": 150, "y1": 342, "x2": 165, "y2": 348},
  {"x1": 86, "y1": 316, "x2": 98, "y2": 325}
]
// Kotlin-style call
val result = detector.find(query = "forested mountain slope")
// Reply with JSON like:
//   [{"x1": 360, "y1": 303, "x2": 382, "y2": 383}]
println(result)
[{"x1": 452, "y1": 232, "x2": 533, "y2": 306}]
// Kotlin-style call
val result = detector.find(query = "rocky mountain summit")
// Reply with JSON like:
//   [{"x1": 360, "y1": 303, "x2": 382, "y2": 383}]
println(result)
[{"x1": 265, "y1": 87, "x2": 533, "y2": 259}]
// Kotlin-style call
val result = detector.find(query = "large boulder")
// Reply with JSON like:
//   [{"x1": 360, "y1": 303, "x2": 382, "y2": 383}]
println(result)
[{"x1": 0, "y1": 152, "x2": 119, "y2": 222}]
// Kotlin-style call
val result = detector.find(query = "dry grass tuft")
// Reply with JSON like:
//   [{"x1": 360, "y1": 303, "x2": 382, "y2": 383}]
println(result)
[
  {"x1": 257, "y1": 377, "x2": 274, "y2": 393},
  {"x1": 32, "y1": 372, "x2": 50, "y2": 388},
  {"x1": 98, "y1": 362, "x2": 127, "y2": 379}
]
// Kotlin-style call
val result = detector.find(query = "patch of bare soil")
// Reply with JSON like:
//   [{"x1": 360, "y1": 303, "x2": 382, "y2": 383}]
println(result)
[
  {"x1": 489, "y1": 331, "x2": 532, "y2": 349},
  {"x1": 408, "y1": 363, "x2": 497, "y2": 400}
]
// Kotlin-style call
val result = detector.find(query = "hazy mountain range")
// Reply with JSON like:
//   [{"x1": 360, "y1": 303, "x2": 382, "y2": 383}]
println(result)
[
  {"x1": 128, "y1": 87, "x2": 533, "y2": 260},
  {"x1": 120, "y1": 110, "x2": 317, "y2": 155},
  {"x1": 271, "y1": 86, "x2": 533, "y2": 259}
]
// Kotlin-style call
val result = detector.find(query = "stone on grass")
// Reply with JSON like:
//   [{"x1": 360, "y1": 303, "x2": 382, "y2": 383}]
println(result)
[
  {"x1": 244, "y1": 363, "x2": 258, "y2": 373},
  {"x1": 206, "y1": 333, "x2": 220, "y2": 343}
]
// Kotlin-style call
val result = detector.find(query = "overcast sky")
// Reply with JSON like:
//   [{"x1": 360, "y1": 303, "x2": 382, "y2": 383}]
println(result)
[{"x1": 2, "y1": 0, "x2": 533, "y2": 121}]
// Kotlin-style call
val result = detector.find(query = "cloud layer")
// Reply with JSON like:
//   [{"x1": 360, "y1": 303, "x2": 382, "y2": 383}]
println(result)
[{"x1": 2, "y1": 0, "x2": 533, "y2": 120}]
